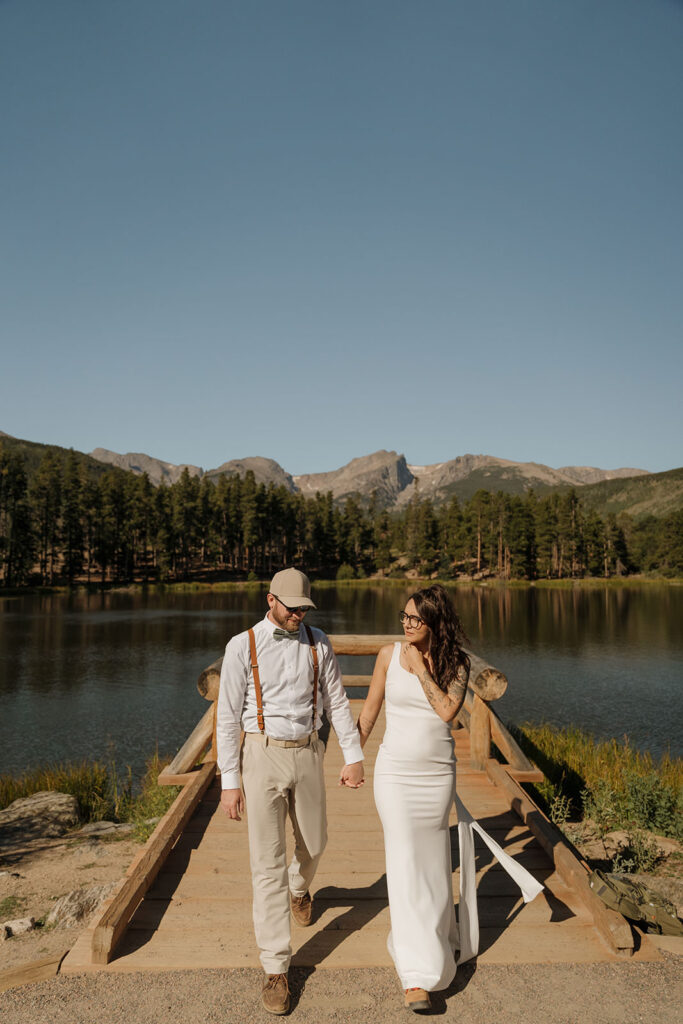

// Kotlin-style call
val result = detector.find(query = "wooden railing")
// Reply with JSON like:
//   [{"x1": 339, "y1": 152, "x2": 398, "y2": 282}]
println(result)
[
  {"x1": 88, "y1": 632, "x2": 633, "y2": 964},
  {"x1": 192, "y1": 634, "x2": 542, "y2": 782}
]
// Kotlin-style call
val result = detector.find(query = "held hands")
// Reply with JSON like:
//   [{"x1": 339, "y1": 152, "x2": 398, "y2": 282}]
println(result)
[
  {"x1": 339, "y1": 761, "x2": 364, "y2": 789},
  {"x1": 220, "y1": 788, "x2": 245, "y2": 821}
]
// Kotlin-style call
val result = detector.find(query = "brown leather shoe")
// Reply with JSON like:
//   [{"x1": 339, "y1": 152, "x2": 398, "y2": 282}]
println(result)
[
  {"x1": 290, "y1": 890, "x2": 313, "y2": 926},
  {"x1": 262, "y1": 973, "x2": 290, "y2": 1015},
  {"x1": 404, "y1": 987, "x2": 431, "y2": 1012}
]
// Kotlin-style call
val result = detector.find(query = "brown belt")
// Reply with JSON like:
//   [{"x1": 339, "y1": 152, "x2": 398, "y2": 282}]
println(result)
[{"x1": 245, "y1": 730, "x2": 318, "y2": 749}]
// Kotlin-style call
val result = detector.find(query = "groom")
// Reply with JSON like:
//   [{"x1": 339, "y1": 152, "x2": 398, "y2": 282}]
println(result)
[{"x1": 217, "y1": 568, "x2": 364, "y2": 1014}]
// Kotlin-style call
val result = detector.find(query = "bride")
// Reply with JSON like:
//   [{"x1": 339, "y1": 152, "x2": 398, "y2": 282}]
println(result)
[
  {"x1": 358, "y1": 584, "x2": 542, "y2": 1012},
  {"x1": 357, "y1": 585, "x2": 469, "y2": 1011}
]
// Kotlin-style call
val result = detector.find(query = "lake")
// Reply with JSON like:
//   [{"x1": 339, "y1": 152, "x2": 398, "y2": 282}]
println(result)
[{"x1": 1, "y1": 583, "x2": 681, "y2": 780}]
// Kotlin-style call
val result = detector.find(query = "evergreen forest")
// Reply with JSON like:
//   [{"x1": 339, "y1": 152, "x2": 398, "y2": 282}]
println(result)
[{"x1": 1, "y1": 444, "x2": 682, "y2": 587}]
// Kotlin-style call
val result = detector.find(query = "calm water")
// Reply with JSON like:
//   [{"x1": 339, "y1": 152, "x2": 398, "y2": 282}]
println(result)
[{"x1": 1, "y1": 584, "x2": 681, "y2": 779}]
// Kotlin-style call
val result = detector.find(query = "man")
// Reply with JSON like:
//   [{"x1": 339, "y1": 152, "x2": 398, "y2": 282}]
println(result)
[{"x1": 217, "y1": 567, "x2": 364, "y2": 1015}]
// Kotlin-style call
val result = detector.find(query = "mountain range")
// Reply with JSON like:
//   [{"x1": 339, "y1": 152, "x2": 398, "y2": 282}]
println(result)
[
  {"x1": 4, "y1": 431, "x2": 680, "y2": 518},
  {"x1": 88, "y1": 445, "x2": 649, "y2": 507}
]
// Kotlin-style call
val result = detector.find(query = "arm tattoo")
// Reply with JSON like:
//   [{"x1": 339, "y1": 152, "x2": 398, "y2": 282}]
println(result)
[
  {"x1": 418, "y1": 663, "x2": 468, "y2": 717},
  {"x1": 418, "y1": 669, "x2": 451, "y2": 713}
]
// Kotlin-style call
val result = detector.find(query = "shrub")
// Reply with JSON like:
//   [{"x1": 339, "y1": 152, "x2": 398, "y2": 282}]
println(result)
[
  {"x1": 336, "y1": 563, "x2": 355, "y2": 581},
  {"x1": 612, "y1": 831, "x2": 664, "y2": 874},
  {"x1": 511, "y1": 722, "x2": 682, "y2": 839}
]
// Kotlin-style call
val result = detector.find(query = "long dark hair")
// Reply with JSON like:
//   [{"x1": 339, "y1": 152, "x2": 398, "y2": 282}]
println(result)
[{"x1": 409, "y1": 584, "x2": 470, "y2": 693}]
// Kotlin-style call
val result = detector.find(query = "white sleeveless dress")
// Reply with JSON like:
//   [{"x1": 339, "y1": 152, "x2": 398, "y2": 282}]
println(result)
[{"x1": 374, "y1": 643, "x2": 543, "y2": 991}]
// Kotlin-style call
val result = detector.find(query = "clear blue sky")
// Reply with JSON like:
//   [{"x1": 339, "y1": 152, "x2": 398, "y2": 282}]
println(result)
[{"x1": 2, "y1": 0, "x2": 681, "y2": 475}]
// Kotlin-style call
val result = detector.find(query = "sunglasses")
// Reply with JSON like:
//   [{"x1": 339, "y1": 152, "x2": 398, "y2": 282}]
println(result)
[
  {"x1": 273, "y1": 595, "x2": 309, "y2": 614},
  {"x1": 399, "y1": 611, "x2": 425, "y2": 629}
]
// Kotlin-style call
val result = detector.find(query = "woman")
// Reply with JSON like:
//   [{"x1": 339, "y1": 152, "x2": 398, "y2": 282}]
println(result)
[
  {"x1": 357, "y1": 585, "x2": 469, "y2": 1011},
  {"x1": 358, "y1": 585, "x2": 542, "y2": 1012}
]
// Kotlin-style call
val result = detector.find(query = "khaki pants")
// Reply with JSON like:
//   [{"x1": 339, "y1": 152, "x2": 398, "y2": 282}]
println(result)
[{"x1": 241, "y1": 732, "x2": 327, "y2": 974}]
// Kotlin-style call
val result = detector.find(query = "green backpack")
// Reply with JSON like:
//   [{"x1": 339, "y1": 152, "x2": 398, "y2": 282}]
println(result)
[{"x1": 589, "y1": 870, "x2": 683, "y2": 936}]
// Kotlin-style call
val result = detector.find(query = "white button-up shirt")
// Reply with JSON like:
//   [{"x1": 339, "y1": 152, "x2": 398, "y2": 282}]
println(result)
[{"x1": 217, "y1": 614, "x2": 364, "y2": 790}]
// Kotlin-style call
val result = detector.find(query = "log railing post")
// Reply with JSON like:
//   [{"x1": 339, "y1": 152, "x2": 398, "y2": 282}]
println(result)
[{"x1": 469, "y1": 693, "x2": 492, "y2": 771}]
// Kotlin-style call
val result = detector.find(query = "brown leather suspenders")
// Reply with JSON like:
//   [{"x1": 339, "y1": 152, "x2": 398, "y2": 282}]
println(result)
[
  {"x1": 248, "y1": 627, "x2": 265, "y2": 733},
  {"x1": 247, "y1": 625, "x2": 319, "y2": 735},
  {"x1": 305, "y1": 624, "x2": 320, "y2": 728}
]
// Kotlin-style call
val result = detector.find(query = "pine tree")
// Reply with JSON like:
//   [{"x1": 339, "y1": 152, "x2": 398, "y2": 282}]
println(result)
[{"x1": 61, "y1": 451, "x2": 84, "y2": 583}]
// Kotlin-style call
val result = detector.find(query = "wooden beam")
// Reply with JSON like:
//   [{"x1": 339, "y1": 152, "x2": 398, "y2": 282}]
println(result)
[
  {"x1": 485, "y1": 758, "x2": 634, "y2": 957},
  {"x1": 488, "y1": 706, "x2": 537, "y2": 772},
  {"x1": 197, "y1": 640, "x2": 508, "y2": 703},
  {"x1": 157, "y1": 772, "x2": 198, "y2": 787},
  {"x1": 0, "y1": 951, "x2": 69, "y2": 993},
  {"x1": 158, "y1": 703, "x2": 215, "y2": 781},
  {"x1": 470, "y1": 694, "x2": 492, "y2": 770},
  {"x1": 197, "y1": 658, "x2": 222, "y2": 700},
  {"x1": 91, "y1": 760, "x2": 216, "y2": 964}
]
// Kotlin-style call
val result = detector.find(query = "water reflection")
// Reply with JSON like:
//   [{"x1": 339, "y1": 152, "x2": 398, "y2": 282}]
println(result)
[{"x1": 0, "y1": 584, "x2": 681, "y2": 778}]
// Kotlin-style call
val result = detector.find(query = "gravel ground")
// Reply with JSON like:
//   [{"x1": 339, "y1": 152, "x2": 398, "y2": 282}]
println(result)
[{"x1": 1, "y1": 958, "x2": 682, "y2": 1024}]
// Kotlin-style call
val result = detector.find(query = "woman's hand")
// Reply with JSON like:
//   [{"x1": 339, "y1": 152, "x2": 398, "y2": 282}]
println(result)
[{"x1": 402, "y1": 641, "x2": 427, "y2": 675}]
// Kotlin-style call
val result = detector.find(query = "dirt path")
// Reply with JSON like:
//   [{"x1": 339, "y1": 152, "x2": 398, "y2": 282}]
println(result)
[
  {"x1": 2, "y1": 825, "x2": 682, "y2": 1022},
  {"x1": 1, "y1": 957, "x2": 682, "y2": 1024},
  {"x1": 0, "y1": 832, "x2": 139, "y2": 972}
]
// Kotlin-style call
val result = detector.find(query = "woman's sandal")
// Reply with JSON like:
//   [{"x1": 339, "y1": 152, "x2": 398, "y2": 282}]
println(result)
[{"x1": 405, "y1": 987, "x2": 431, "y2": 1012}]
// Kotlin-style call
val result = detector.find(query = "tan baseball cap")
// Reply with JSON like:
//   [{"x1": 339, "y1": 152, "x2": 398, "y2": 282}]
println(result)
[{"x1": 269, "y1": 568, "x2": 316, "y2": 609}]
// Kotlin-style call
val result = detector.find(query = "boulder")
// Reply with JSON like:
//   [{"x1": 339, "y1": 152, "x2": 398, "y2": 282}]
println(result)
[
  {"x1": 75, "y1": 820, "x2": 134, "y2": 837},
  {"x1": 2, "y1": 917, "x2": 36, "y2": 939},
  {"x1": 0, "y1": 791, "x2": 81, "y2": 845},
  {"x1": 46, "y1": 882, "x2": 119, "y2": 929}
]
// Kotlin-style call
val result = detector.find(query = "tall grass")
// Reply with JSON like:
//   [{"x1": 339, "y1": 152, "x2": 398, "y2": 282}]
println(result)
[
  {"x1": 0, "y1": 760, "x2": 132, "y2": 822},
  {"x1": 0, "y1": 752, "x2": 179, "y2": 835},
  {"x1": 510, "y1": 722, "x2": 683, "y2": 840}
]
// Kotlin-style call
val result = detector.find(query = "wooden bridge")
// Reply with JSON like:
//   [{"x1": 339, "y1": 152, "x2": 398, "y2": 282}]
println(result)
[{"x1": 62, "y1": 636, "x2": 656, "y2": 975}]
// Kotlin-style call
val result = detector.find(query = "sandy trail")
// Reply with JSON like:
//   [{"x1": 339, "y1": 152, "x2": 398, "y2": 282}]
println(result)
[{"x1": 1, "y1": 958, "x2": 682, "y2": 1024}]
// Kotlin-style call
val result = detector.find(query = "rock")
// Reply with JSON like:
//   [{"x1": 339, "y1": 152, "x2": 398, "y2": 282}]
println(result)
[
  {"x1": 0, "y1": 791, "x2": 81, "y2": 846},
  {"x1": 2, "y1": 917, "x2": 36, "y2": 939},
  {"x1": 75, "y1": 821, "x2": 134, "y2": 837},
  {"x1": 46, "y1": 882, "x2": 119, "y2": 929}
]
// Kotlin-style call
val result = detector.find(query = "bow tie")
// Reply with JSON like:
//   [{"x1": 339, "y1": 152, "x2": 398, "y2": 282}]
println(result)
[{"x1": 273, "y1": 628, "x2": 300, "y2": 640}]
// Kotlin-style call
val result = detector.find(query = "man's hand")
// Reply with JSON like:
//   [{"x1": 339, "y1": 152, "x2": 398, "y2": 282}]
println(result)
[
  {"x1": 220, "y1": 788, "x2": 245, "y2": 820},
  {"x1": 339, "y1": 761, "x2": 364, "y2": 789}
]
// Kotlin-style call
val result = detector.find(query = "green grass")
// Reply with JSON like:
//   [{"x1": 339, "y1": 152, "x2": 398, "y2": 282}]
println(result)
[
  {"x1": 0, "y1": 752, "x2": 180, "y2": 839},
  {"x1": 0, "y1": 760, "x2": 133, "y2": 822},
  {"x1": 0, "y1": 895, "x2": 26, "y2": 918},
  {"x1": 510, "y1": 722, "x2": 683, "y2": 840}
]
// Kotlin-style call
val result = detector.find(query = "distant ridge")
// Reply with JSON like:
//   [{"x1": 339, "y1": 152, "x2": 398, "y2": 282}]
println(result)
[
  {"x1": 87, "y1": 444, "x2": 650, "y2": 509},
  {"x1": 205, "y1": 457, "x2": 296, "y2": 491},
  {"x1": 3, "y1": 431, "x2": 669, "y2": 517},
  {"x1": 89, "y1": 448, "x2": 203, "y2": 486}
]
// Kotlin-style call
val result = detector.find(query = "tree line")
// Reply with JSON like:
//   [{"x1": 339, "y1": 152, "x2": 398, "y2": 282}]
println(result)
[{"x1": 1, "y1": 443, "x2": 681, "y2": 587}]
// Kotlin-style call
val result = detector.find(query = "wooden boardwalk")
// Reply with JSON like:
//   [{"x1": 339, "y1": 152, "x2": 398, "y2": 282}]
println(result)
[{"x1": 62, "y1": 703, "x2": 659, "y2": 974}]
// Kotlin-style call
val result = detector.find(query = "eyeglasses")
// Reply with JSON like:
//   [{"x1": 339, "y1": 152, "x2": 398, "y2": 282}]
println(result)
[
  {"x1": 399, "y1": 611, "x2": 424, "y2": 629},
  {"x1": 273, "y1": 595, "x2": 309, "y2": 614}
]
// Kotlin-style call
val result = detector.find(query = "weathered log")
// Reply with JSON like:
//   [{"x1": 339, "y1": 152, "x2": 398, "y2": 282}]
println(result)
[
  {"x1": 158, "y1": 703, "x2": 215, "y2": 783},
  {"x1": 469, "y1": 694, "x2": 492, "y2": 770},
  {"x1": 459, "y1": 687, "x2": 539, "y2": 775},
  {"x1": 197, "y1": 638, "x2": 508, "y2": 703},
  {"x1": 0, "y1": 951, "x2": 69, "y2": 993},
  {"x1": 91, "y1": 760, "x2": 216, "y2": 964},
  {"x1": 197, "y1": 658, "x2": 223, "y2": 700},
  {"x1": 486, "y1": 759, "x2": 634, "y2": 957}
]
